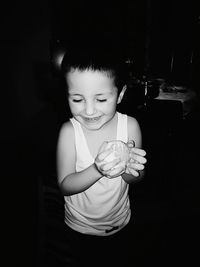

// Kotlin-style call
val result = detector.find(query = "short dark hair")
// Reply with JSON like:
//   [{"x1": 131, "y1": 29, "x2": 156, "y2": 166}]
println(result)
[{"x1": 61, "y1": 46, "x2": 128, "y2": 91}]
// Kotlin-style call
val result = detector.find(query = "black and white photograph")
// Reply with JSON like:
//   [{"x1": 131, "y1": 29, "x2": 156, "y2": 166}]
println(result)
[{"x1": 2, "y1": 1, "x2": 200, "y2": 266}]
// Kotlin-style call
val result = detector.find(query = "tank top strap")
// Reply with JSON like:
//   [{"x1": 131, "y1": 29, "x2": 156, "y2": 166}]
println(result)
[
  {"x1": 116, "y1": 112, "x2": 128, "y2": 143},
  {"x1": 70, "y1": 118, "x2": 93, "y2": 162}
]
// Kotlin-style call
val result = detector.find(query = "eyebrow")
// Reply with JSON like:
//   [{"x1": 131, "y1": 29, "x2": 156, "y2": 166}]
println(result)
[
  {"x1": 95, "y1": 93, "x2": 107, "y2": 96},
  {"x1": 69, "y1": 93, "x2": 82, "y2": 96},
  {"x1": 69, "y1": 93, "x2": 109, "y2": 96}
]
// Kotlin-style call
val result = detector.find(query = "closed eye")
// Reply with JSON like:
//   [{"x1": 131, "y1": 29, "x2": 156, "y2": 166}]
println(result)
[
  {"x1": 97, "y1": 99, "x2": 107, "y2": 102},
  {"x1": 72, "y1": 99, "x2": 83, "y2": 103}
]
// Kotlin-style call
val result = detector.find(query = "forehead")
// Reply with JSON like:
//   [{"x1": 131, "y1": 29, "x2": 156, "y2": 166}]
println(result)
[{"x1": 66, "y1": 69, "x2": 116, "y2": 94}]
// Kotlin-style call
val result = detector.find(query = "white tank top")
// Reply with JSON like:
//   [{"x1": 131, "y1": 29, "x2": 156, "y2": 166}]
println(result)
[{"x1": 64, "y1": 112, "x2": 131, "y2": 236}]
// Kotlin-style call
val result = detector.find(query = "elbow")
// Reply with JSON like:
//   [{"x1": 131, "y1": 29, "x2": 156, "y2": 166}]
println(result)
[
  {"x1": 57, "y1": 180, "x2": 70, "y2": 196},
  {"x1": 58, "y1": 180, "x2": 78, "y2": 197},
  {"x1": 59, "y1": 186, "x2": 74, "y2": 197}
]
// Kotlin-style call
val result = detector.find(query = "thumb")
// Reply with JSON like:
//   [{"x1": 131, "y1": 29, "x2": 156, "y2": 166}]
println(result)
[
  {"x1": 127, "y1": 140, "x2": 135, "y2": 148},
  {"x1": 98, "y1": 141, "x2": 108, "y2": 153}
]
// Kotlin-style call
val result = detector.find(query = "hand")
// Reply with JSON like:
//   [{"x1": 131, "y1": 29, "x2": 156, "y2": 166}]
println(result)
[
  {"x1": 95, "y1": 141, "x2": 127, "y2": 178},
  {"x1": 125, "y1": 140, "x2": 147, "y2": 177},
  {"x1": 95, "y1": 142, "x2": 122, "y2": 178}
]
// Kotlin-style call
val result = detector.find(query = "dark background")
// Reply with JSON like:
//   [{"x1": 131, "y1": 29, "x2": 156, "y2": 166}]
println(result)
[{"x1": 1, "y1": 1, "x2": 200, "y2": 266}]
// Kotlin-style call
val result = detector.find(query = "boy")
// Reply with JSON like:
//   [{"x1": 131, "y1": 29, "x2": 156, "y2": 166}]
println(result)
[{"x1": 56, "y1": 48, "x2": 147, "y2": 266}]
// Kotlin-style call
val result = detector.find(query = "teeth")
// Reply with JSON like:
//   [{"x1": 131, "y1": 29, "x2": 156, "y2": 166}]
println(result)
[{"x1": 85, "y1": 117, "x2": 100, "y2": 122}]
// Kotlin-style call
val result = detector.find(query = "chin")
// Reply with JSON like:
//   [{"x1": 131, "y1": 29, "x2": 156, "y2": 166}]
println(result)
[{"x1": 83, "y1": 122, "x2": 105, "y2": 131}]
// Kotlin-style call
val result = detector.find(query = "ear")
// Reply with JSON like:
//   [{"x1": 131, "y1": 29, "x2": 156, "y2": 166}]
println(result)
[{"x1": 117, "y1": 85, "x2": 127, "y2": 104}]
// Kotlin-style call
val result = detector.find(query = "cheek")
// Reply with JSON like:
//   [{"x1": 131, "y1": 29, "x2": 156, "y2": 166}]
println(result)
[
  {"x1": 68, "y1": 102, "x2": 82, "y2": 114},
  {"x1": 97, "y1": 104, "x2": 115, "y2": 113},
  {"x1": 99, "y1": 97, "x2": 118, "y2": 111},
  {"x1": 106, "y1": 99, "x2": 118, "y2": 111}
]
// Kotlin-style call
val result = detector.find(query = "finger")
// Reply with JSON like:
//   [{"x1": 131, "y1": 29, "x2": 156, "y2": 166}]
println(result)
[
  {"x1": 131, "y1": 147, "x2": 146, "y2": 157},
  {"x1": 97, "y1": 148, "x2": 114, "y2": 161},
  {"x1": 126, "y1": 167, "x2": 140, "y2": 177},
  {"x1": 98, "y1": 141, "x2": 108, "y2": 153},
  {"x1": 107, "y1": 167, "x2": 124, "y2": 178},
  {"x1": 127, "y1": 162, "x2": 145, "y2": 171},
  {"x1": 129, "y1": 154, "x2": 147, "y2": 164},
  {"x1": 100, "y1": 158, "x2": 121, "y2": 171}
]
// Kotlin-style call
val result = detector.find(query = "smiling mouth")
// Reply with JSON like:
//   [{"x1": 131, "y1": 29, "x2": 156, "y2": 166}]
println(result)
[{"x1": 83, "y1": 116, "x2": 101, "y2": 122}]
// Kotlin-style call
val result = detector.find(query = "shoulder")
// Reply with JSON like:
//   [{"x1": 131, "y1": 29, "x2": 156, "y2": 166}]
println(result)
[
  {"x1": 118, "y1": 112, "x2": 139, "y2": 128},
  {"x1": 127, "y1": 115, "x2": 141, "y2": 131},
  {"x1": 59, "y1": 120, "x2": 74, "y2": 137},
  {"x1": 127, "y1": 115, "x2": 142, "y2": 148},
  {"x1": 57, "y1": 120, "x2": 75, "y2": 147}
]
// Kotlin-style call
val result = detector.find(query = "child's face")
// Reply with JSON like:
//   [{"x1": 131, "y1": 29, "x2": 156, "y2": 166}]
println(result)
[{"x1": 66, "y1": 69, "x2": 125, "y2": 131}]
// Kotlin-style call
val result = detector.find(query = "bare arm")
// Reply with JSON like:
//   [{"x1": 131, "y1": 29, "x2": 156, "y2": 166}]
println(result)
[
  {"x1": 122, "y1": 116, "x2": 147, "y2": 184},
  {"x1": 60, "y1": 164, "x2": 103, "y2": 196},
  {"x1": 57, "y1": 122, "x2": 103, "y2": 196}
]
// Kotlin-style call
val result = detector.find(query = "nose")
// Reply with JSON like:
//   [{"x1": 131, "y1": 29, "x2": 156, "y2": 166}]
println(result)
[{"x1": 85, "y1": 101, "x2": 96, "y2": 116}]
